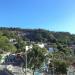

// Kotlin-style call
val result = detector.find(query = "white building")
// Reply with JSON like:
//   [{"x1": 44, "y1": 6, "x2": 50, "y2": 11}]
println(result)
[
  {"x1": 0, "y1": 52, "x2": 11, "y2": 64},
  {"x1": 26, "y1": 45, "x2": 33, "y2": 50},
  {"x1": 67, "y1": 65, "x2": 75, "y2": 75},
  {"x1": 36, "y1": 43, "x2": 45, "y2": 48},
  {"x1": 9, "y1": 38, "x2": 17, "y2": 44},
  {"x1": 9, "y1": 39, "x2": 16, "y2": 42}
]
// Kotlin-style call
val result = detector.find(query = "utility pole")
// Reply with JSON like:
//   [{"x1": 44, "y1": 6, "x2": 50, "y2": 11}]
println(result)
[
  {"x1": 51, "y1": 54, "x2": 54, "y2": 75},
  {"x1": 53, "y1": 45, "x2": 55, "y2": 75},
  {"x1": 25, "y1": 51, "x2": 27, "y2": 75},
  {"x1": 25, "y1": 46, "x2": 28, "y2": 75}
]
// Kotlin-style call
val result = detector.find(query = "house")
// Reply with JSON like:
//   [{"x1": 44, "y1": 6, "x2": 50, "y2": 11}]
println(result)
[
  {"x1": 0, "y1": 52, "x2": 11, "y2": 64},
  {"x1": 67, "y1": 63, "x2": 75, "y2": 75},
  {"x1": 28, "y1": 45, "x2": 33, "y2": 50},
  {"x1": 69, "y1": 45, "x2": 75, "y2": 55},
  {"x1": 9, "y1": 39, "x2": 16, "y2": 42},
  {"x1": 9, "y1": 38, "x2": 17, "y2": 44},
  {"x1": 48, "y1": 47, "x2": 54, "y2": 52},
  {"x1": 4, "y1": 54, "x2": 25, "y2": 67},
  {"x1": 36, "y1": 43, "x2": 45, "y2": 48}
]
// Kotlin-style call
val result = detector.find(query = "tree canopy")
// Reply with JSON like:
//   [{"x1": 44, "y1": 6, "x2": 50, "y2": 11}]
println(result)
[{"x1": 0, "y1": 35, "x2": 17, "y2": 53}]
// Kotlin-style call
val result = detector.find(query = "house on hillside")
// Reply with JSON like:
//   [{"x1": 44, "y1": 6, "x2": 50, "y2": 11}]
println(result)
[
  {"x1": 69, "y1": 45, "x2": 75, "y2": 55},
  {"x1": 28, "y1": 44, "x2": 33, "y2": 50},
  {"x1": 3, "y1": 53, "x2": 24, "y2": 67},
  {"x1": 45, "y1": 43, "x2": 57, "y2": 52},
  {"x1": 67, "y1": 63, "x2": 75, "y2": 75},
  {"x1": 0, "y1": 52, "x2": 11, "y2": 64},
  {"x1": 36, "y1": 43, "x2": 45, "y2": 48},
  {"x1": 9, "y1": 38, "x2": 17, "y2": 44}
]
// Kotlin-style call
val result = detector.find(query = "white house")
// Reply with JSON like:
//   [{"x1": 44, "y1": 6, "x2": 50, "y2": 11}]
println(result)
[
  {"x1": 9, "y1": 39, "x2": 16, "y2": 42},
  {"x1": 67, "y1": 65, "x2": 75, "y2": 75},
  {"x1": 0, "y1": 52, "x2": 11, "y2": 64},
  {"x1": 26, "y1": 45, "x2": 33, "y2": 51},
  {"x1": 9, "y1": 38, "x2": 17, "y2": 44},
  {"x1": 36, "y1": 43, "x2": 45, "y2": 48}
]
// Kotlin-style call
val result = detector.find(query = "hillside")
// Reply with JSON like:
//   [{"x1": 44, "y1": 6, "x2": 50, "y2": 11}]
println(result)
[
  {"x1": 0, "y1": 27, "x2": 75, "y2": 45},
  {"x1": 0, "y1": 27, "x2": 75, "y2": 70}
]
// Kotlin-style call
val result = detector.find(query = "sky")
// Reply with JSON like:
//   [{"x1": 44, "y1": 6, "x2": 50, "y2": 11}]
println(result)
[{"x1": 0, "y1": 0, "x2": 75, "y2": 33}]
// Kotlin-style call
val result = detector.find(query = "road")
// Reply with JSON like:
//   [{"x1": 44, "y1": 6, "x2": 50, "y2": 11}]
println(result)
[
  {"x1": 11, "y1": 66, "x2": 33, "y2": 75},
  {"x1": 0, "y1": 65, "x2": 24, "y2": 75},
  {"x1": 0, "y1": 69, "x2": 13, "y2": 75},
  {"x1": 11, "y1": 66, "x2": 24, "y2": 75},
  {"x1": 0, "y1": 65, "x2": 33, "y2": 75}
]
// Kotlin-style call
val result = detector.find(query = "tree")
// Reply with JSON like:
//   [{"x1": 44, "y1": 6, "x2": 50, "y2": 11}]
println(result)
[
  {"x1": 0, "y1": 36, "x2": 17, "y2": 53},
  {"x1": 54, "y1": 61, "x2": 67, "y2": 75},
  {"x1": 27, "y1": 45, "x2": 47, "y2": 74},
  {"x1": 48, "y1": 59, "x2": 68, "y2": 75},
  {"x1": 15, "y1": 37, "x2": 26, "y2": 53},
  {"x1": 48, "y1": 47, "x2": 72, "y2": 75}
]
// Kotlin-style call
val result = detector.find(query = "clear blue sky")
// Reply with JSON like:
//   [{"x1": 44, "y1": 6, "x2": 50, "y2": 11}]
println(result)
[{"x1": 0, "y1": 0, "x2": 75, "y2": 33}]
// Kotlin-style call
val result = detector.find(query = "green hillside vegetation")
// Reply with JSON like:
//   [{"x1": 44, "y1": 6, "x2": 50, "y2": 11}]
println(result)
[
  {"x1": 0, "y1": 27, "x2": 74, "y2": 52},
  {"x1": 0, "y1": 27, "x2": 75, "y2": 44},
  {"x1": 0, "y1": 35, "x2": 17, "y2": 53}
]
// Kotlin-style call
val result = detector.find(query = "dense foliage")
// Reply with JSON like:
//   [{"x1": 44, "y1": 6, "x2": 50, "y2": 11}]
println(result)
[
  {"x1": 0, "y1": 27, "x2": 74, "y2": 53},
  {"x1": 0, "y1": 35, "x2": 17, "y2": 53}
]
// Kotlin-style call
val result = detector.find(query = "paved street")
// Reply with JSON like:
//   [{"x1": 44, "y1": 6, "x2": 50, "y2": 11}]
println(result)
[
  {"x1": 0, "y1": 65, "x2": 24, "y2": 75},
  {"x1": 0, "y1": 65, "x2": 33, "y2": 75},
  {"x1": 11, "y1": 66, "x2": 25, "y2": 75},
  {"x1": 11, "y1": 66, "x2": 33, "y2": 75},
  {"x1": 0, "y1": 69, "x2": 13, "y2": 75}
]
